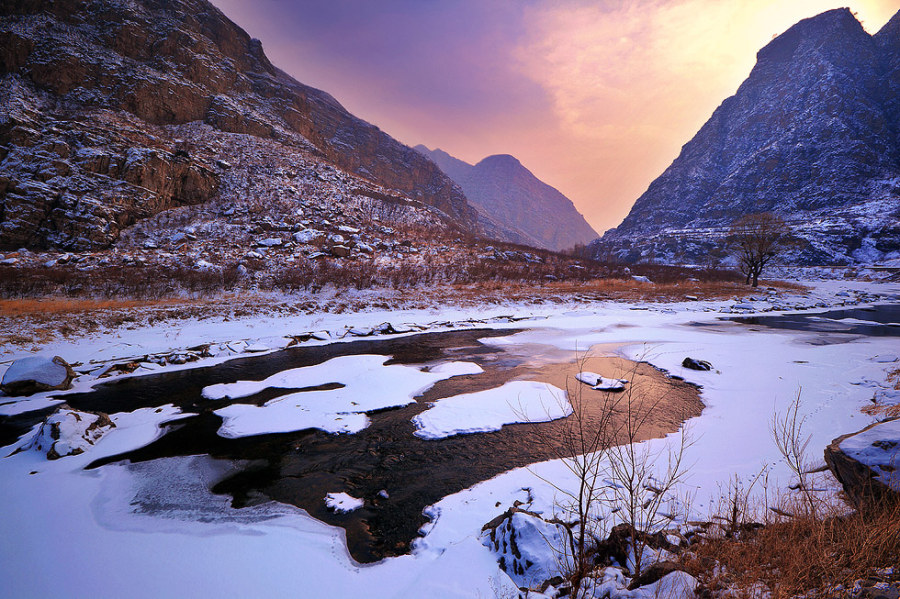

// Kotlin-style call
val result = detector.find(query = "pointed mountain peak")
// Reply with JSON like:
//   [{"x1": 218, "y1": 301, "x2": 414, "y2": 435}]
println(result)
[{"x1": 757, "y1": 7, "x2": 867, "y2": 65}]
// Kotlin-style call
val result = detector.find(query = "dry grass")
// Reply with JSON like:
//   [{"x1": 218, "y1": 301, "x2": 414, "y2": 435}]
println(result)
[
  {"x1": 861, "y1": 367, "x2": 900, "y2": 419},
  {"x1": 681, "y1": 496, "x2": 900, "y2": 597}
]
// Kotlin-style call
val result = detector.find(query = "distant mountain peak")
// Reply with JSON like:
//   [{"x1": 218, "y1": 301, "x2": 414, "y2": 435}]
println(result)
[
  {"x1": 420, "y1": 147, "x2": 597, "y2": 251},
  {"x1": 475, "y1": 154, "x2": 521, "y2": 169}
]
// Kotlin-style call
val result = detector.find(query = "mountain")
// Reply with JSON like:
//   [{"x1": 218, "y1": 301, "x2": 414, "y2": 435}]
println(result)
[
  {"x1": 416, "y1": 146, "x2": 598, "y2": 252},
  {"x1": 0, "y1": 0, "x2": 477, "y2": 251},
  {"x1": 592, "y1": 8, "x2": 900, "y2": 266}
]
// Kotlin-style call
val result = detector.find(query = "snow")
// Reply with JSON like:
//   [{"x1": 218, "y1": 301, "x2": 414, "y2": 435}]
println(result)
[
  {"x1": 1, "y1": 280, "x2": 899, "y2": 597},
  {"x1": 1, "y1": 355, "x2": 69, "y2": 388},
  {"x1": 25, "y1": 408, "x2": 113, "y2": 459},
  {"x1": 212, "y1": 355, "x2": 482, "y2": 437},
  {"x1": 838, "y1": 419, "x2": 900, "y2": 491},
  {"x1": 575, "y1": 371, "x2": 628, "y2": 390},
  {"x1": 427, "y1": 361, "x2": 483, "y2": 376},
  {"x1": 325, "y1": 492, "x2": 364, "y2": 513},
  {"x1": 481, "y1": 510, "x2": 572, "y2": 588},
  {"x1": 412, "y1": 380, "x2": 571, "y2": 439}
]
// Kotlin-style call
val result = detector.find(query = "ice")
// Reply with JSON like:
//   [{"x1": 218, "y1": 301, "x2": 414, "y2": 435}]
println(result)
[
  {"x1": 412, "y1": 380, "x2": 571, "y2": 439},
  {"x1": 325, "y1": 492, "x2": 364, "y2": 513}
]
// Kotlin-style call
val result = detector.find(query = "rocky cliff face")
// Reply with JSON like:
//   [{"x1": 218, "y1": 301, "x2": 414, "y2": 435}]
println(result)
[
  {"x1": 593, "y1": 8, "x2": 900, "y2": 266},
  {"x1": 417, "y1": 146, "x2": 597, "y2": 252},
  {"x1": 0, "y1": 0, "x2": 476, "y2": 250}
]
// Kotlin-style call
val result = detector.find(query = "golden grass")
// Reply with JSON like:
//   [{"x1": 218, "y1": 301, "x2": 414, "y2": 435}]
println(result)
[{"x1": 682, "y1": 497, "x2": 900, "y2": 597}]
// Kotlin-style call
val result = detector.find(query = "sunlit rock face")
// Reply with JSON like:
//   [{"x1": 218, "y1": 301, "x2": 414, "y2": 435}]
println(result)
[
  {"x1": 417, "y1": 146, "x2": 598, "y2": 252},
  {"x1": 593, "y1": 8, "x2": 900, "y2": 266},
  {"x1": 0, "y1": 0, "x2": 477, "y2": 250}
]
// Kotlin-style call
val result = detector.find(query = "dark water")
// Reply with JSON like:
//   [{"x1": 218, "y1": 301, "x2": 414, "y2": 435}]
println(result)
[{"x1": 733, "y1": 304, "x2": 900, "y2": 337}]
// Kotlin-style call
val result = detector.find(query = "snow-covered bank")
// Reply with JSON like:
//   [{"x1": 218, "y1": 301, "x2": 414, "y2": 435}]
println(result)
[{"x1": 1, "y1": 280, "x2": 899, "y2": 597}]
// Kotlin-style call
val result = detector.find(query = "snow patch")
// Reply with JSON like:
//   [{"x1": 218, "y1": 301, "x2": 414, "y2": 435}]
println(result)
[{"x1": 412, "y1": 380, "x2": 571, "y2": 439}]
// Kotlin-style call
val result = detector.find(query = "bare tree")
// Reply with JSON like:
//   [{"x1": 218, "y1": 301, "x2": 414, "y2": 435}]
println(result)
[{"x1": 728, "y1": 212, "x2": 790, "y2": 287}]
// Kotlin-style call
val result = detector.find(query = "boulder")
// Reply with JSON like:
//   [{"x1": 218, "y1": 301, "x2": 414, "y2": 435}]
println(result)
[
  {"x1": 575, "y1": 371, "x2": 628, "y2": 391},
  {"x1": 331, "y1": 245, "x2": 351, "y2": 258},
  {"x1": 26, "y1": 407, "x2": 116, "y2": 460},
  {"x1": 682, "y1": 358, "x2": 713, "y2": 371},
  {"x1": 1, "y1": 355, "x2": 76, "y2": 396},
  {"x1": 481, "y1": 507, "x2": 573, "y2": 588},
  {"x1": 825, "y1": 418, "x2": 900, "y2": 508}
]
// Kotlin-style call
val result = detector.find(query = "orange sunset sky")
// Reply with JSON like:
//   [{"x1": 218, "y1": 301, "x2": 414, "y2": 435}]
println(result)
[{"x1": 212, "y1": 0, "x2": 897, "y2": 236}]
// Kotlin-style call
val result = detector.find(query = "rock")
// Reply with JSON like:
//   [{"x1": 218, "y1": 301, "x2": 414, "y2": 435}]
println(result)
[
  {"x1": 632, "y1": 275, "x2": 652, "y2": 283},
  {"x1": 330, "y1": 245, "x2": 351, "y2": 258},
  {"x1": 628, "y1": 560, "x2": 681, "y2": 589},
  {"x1": 480, "y1": 507, "x2": 572, "y2": 588},
  {"x1": 575, "y1": 371, "x2": 628, "y2": 391},
  {"x1": 25, "y1": 408, "x2": 116, "y2": 459},
  {"x1": 1, "y1": 355, "x2": 76, "y2": 396},
  {"x1": 292, "y1": 229, "x2": 323, "y2": 244},
  {"x1": 257, "y1": 237, "x2": 282, "y2": 247},
  {"x1": 324, "y1": 492, "x2": 363, "y2": 513},
  {"x1": 682, "y1": 358, "x2": 713, "y2": 371},
  {"x1": 825, "y1": 418, "x2": 900, "y2": 508}
]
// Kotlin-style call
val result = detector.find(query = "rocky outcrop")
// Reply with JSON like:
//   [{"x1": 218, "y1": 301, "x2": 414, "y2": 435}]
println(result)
[
  {"x1": 593, "y1": 8, "x2": 900, "y2": 266},
  {"x1": 825, "y1": 418, "x2": 900, "y2": 508},
  {"x1": 0, "y1": 0, "x2": 476, "y2": 250},
  {"x1": 418, "y1": 146, "x2": 597, "y2": 252}
]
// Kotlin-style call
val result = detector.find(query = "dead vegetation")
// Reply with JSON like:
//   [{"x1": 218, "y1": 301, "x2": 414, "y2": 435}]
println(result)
[{"x1": 681, "y1": 496, "x2": 900, "y2": 597}]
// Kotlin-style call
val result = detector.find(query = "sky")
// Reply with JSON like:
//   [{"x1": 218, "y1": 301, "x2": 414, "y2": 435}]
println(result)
[{"x1": 211, "y1": 0, "x2": 897, "y2": 235}]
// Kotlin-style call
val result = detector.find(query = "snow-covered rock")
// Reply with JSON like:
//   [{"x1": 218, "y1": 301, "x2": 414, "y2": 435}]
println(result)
[
  {"x1": 575, "y1": 371, "x2": 628, "y2": 391},
  {"x1": 480, "y1": 508, "x2": 572, "y2": 588},
  {"x1": 826, "y1": 418, "x2": 900, "y2": 506},
  {"x1": 25, "y1": 408, "x2": 116, "y2": 459},
  {"x1": 324, "y1": 492, "x2": 364, "y2": 513},
  {"x1": 1, "y1": 355, "x2": 76, "y2": 396}
]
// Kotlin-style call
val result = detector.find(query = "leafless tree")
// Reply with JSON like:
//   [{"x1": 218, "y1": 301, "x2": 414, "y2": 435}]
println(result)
[{"x1": 728, "y1": 212, "x2": 791, "y2": 287}]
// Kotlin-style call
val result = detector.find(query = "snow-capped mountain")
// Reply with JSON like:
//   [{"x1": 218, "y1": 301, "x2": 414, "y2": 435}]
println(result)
[
  {"x1": 592, "y1": 8, "x2": 900, "y2": 266},
  {"x1": 416, "y1": 146, "x2": 598, "y2": 252}
]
